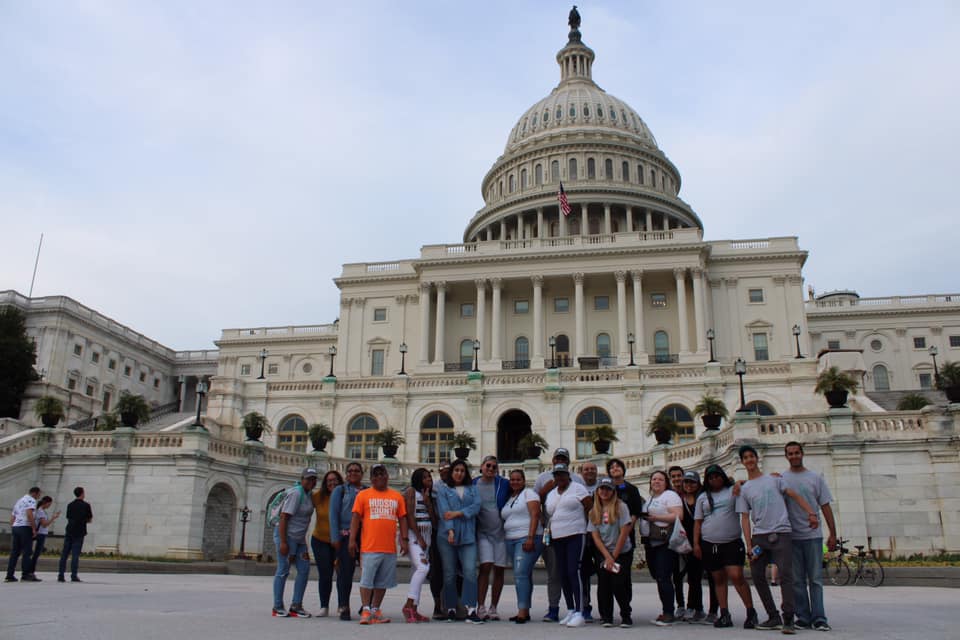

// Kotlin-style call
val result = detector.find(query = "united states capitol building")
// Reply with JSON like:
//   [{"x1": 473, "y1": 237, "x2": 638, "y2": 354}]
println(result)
[{"x1": 2, "y1": 12, "x2": 958, "y2": 561}]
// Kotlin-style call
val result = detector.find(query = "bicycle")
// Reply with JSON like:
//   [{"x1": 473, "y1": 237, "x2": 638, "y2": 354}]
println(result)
[{"x1": 824, "y1": 538, "x2": 884, "y2": 587}]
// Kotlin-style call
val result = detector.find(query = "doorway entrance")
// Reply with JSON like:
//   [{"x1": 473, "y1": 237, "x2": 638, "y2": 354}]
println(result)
[{"x1": 497, "y1": 410, "x2": 532, "y2": 463}]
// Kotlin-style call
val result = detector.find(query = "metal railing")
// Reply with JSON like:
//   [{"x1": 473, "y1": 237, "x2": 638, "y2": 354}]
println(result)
[
  {"x1": 501, "y1": 360, "x2": 530, "y2": 370},
  {"x1": 443, "y1": 362, "x2": 474, "y2": 372},
  {"x1": 648, "y1": 353, "x2": 679, "y2": 364}
]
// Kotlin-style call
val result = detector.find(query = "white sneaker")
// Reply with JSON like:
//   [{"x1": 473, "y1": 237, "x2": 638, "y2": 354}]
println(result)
[
  {"x1": 477, "y1": 605, "x2": 487, "y2": 620},
  {"x1": 566, "y1": 612, "x2": 585, "y2": 628},
  {"x1": 487, "y1": 606, "x2": 499, "y2": 621},
  {"x1": 317, "y1": 607, "x2": 329, "y2": 618},
  {"x1": 559, "y1": 610, "x2": 575, "y2": 625}
]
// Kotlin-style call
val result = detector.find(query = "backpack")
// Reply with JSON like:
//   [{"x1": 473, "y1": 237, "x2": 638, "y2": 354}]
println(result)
[{"x1": 267, "y1": 484, "x2": 305, "y2": 527}]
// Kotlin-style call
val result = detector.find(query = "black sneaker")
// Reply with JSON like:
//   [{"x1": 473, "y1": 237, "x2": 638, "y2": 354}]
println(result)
[
  {"x1": 466, "y1": 610, "x2": 484, "y2": 624},
  {"x1": 620, "y1": 617, "x2": 633, "y2": 628},
  {"x1": 339, "y1": 607, "x2": 351, "y2": 621},
  {"x1": 782, "y1": 621, "x2": 796, "y2": 634},
  {"x1": 795, "y1": 620, "x2": 811, "y2": 630},
  {"x1": 57, "y1": 575, "x2": 66, "y2": 583},
  {"x1": 4, "y1": 576, "x2": 17, "y2": 583},
  {"x1": 288, "y1": 605, "x2": 312, "y2": 618},
  {"x1": 272, "y1": 607, "x2": 290, "y2": 617},
  {"x1": 446, "y1": 609, "x2": 457, "y2": 623},
  {"x1": 602, "y1": 620, "x2": 615, "y2": 628},
  {"x1": 812, "y1": 621, "x2": 832, "y2": 631},
  {"x1": 744, "y1": 609, "x2": 759, "y2": 629},
  {"x1": 714, "y1": 612, "x2": 733, "y2": 628},
  {"x1": 756, "y1": 615, "x2": 783, "y2": 630},
  {"x1": 71, "y1": 577, "x2": 83, "y2": 582},
  {"x1": 21, "y1": 574, "x2": 41, "y2": 582}
]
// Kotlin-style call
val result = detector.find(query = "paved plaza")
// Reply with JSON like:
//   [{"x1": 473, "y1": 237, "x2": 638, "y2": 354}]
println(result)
[{"x1": 0, "y1": 572, "x2": 956, "y2": 640}]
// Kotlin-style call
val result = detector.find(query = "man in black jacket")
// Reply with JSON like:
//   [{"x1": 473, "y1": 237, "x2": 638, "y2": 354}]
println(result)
[{"x1": 58, "y1": 487, "x2": 93, "y2": 583}]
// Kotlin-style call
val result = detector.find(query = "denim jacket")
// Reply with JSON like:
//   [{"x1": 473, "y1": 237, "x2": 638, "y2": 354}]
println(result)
[
  {"x1": 436, "y1": 484, "x2": 481, "y2": 545},
  {"x1": 329, "y1": 482, "x2": 366, "y2": 538}
]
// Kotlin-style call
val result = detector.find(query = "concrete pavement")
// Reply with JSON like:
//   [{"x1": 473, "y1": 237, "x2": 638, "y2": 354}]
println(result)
[{"x1": 0, "y1": 572, "x2": 955, "y2": 640}]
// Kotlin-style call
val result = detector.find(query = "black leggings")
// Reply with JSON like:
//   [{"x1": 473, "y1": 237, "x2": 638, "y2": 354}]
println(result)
[{"x1": 553, "y1": 534, "x2": 585, "y2": 612}]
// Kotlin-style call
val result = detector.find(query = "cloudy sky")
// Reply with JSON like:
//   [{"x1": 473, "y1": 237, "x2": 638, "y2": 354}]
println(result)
[{"x1": 2, "y1": 1, "x2": 958, "y2": 350}]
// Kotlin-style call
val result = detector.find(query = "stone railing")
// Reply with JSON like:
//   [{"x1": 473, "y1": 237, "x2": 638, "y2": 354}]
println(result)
[
  {"x1": 758, "y1": 415, "x2": 831, "y2": 436},
  {"x1": 220, "y1": 324, "x2": 338, "y2": 341},
  {"x1": 854, "y1": 414, "x2": 925, "y2": 433},
  {"x1": 268, "y1": 382, "x2": 324, "y2": 393},
  {"x1": 336, "y1": 380, "x2": 396, "y2": 391},
  {"x1": 806, "y1": 294, "x2": 960, "y2": 311},
  {"x1": 174, "y1": 349, "x2": 219, "y2": 362}
]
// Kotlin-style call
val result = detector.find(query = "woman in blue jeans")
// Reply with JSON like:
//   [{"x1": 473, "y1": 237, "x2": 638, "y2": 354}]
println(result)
[
  {"x1": 310, "y1": 470, "x2": 343, "y2": 616},
  {"x1": 329, "y1": 462, "x2": 366, "y2": 620},
  {"x1": 435, "y1": 459, "x2": 483, "y2": 624},
  {"x1": 500, "y1": 469, "x2": 544, "y2": 624}
]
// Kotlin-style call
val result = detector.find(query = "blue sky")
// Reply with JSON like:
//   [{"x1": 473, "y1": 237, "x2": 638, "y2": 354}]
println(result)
[{"x1": 2, "y1": 1, "x2": 958, "y2": 349}]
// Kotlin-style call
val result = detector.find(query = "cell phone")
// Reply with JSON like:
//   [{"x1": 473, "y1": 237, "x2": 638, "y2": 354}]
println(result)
[{"x1": 612, "y1": 562, "x2": 621, "y2": 574}]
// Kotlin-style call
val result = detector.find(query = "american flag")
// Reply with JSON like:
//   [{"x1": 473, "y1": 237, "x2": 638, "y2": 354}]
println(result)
[{"x1": 558, "y1": 182, "x2": 571, "y2": 216}]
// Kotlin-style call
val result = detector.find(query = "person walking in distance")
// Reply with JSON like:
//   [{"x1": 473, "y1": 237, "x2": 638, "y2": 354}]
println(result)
[
  {"x1": 500, "y1": 469, "x2": 544, "y2": 624},
  {"x1": 57, "y1": 487, "x2": 92, "y2": 583},
  {"x1": 272, "y1": 468, "x2": 318, "y2": 618},
  {"x1": 735, "y1": 445, "x2": 820, "y2": 634},
  {"x1": 7, "y1": 487, "x2": 42, "y2": 582},
  {"x1": 329, "y1": 462, "x2": 366, "y2": 620},
  {"x1": 435, "y1": 459, "x2": 484, "y2": 624},
  {"x1": 402, "y1": 468, "x2": 435, "y2": 623},
  {"x1": 350, "y1": 464, "x2": 409, "y2": 624},
  {"x1": 28, "y1": 496, "x2": 59, "y2": 580},
  {"x1": 780, "y1": 442, "x2": 837, "y2": 632},
  {"x1": 588, "y1": 478, "x2": 634, "y2": 628},
  {"x1": 311, "y1": 470, "x2": 343, "y2": 617},
  {"x1": 473, "y1": 455, "x2": 510, "y2": 620}
]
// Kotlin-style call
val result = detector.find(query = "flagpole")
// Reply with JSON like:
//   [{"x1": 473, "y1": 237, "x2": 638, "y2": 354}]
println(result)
[{"x1": 28, "y1": 233, "x2": 43, "y2": 298}]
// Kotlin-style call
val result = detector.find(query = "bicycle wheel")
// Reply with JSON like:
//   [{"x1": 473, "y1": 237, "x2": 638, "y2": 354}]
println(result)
[
  {"x1": 858, "y1": 556, "x2": 884, "y2": 587},
  {"x1": 826, "y1": 557, "x2": 851, "y2": 586}
]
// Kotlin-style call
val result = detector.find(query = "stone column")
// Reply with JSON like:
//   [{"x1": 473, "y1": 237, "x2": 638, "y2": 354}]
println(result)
[
  {"x1": 434, "y1": 281, "x2": 446, "y2": 365},
  {"x1": 603, "y1": 203, "x2": 612, "y2": 234},
  {"x1": 418, "y1": 282, "x2": 431, "y2": 364},
  {"x1": 178, "y1": 377, "x2": 186, "y2": 412},
  {"x1": 536, "y1": 207, "x2": 544, "y2": 239},
  {"x1": 500, "y1": 219, "x2": 507, "y2": 240},
  {"x1": 631, "y1": 270, "x2": 646, "y2": 356},
  {"x1": 491, "y1": 278, "x2": 502, "y2": 361},
  {"x1": 615, "y1": 270, "x2": 628, "y2": 361},
  {"x1": 574, "y1": 272, "x2": 586, "y2": 358},
  {"x1": 675, "y1": 267, "x2": 690, "y2": 354},
  {"x1": 532, "y1": 275, "x2": 544, "y2": 361},
  {"x1": 725, "y1": 278, "x2": 743, "y2": 357},
  {"x1": 626, "y1": 206, "x2": 634, "y2": 232},
  {"x1": 475, "y1": 279, "x2": 487, "y2": 360},
  {"x1": 580, "y1": 204, "x2": 588, "y2": 236},
  {"x1": 692, "y1": 267, "x2": 706, "y2": 353},
  {"x1": 559, "y1": 208, "x2": 567, "y2": 237},
  {"x1": 646, "y1": 210, "x2": 653, "y2": 233}
]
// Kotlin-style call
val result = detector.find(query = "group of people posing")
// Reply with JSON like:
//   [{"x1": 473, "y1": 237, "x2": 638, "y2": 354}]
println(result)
[{"x1": 271, "y1": 441, "x2": 837, "y2": 634}]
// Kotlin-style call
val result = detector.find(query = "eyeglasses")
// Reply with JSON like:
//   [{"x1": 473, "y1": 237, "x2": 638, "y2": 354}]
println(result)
[{"x1": 485, "y1": 464, "x2": 498, "y2": 470}]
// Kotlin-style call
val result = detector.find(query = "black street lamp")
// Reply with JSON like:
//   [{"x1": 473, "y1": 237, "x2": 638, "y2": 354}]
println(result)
[
  {"x1": 793, "y1": 324, "x2": 803, "y2": 359},
  {"x1": 929, "y1": 345, "x2": 940, "y2": 386},
  {"x1": 193, "y1": 379, "x2": 208, "y2": 428},
  {"x1": 706, "y1": 329, "x2": 716, "y2": 363},
  {"x1": 328, "y1": 345, "x2": 337, "y2": 378},
  {"x1": 549, "y1": 336, "x2": 557, "y2": 368},
  {"x1": 627, "y1": 332, "x2": 636, "y2": 366},
  {"x1": 472, "y1": 339, "x2": 480, "y2": 372},
  {"x1": 735, "y1": 357, "x2": 747, "y2": 412},
  {"x1": 236, "y1": 506, "x2": 251, "y2": 559},
  {"x1": 399, "y1": 342, "x2": 408, "y2": 375},
  {"x1": 257, "y1": 348, "x2": 268, "y2": 379}
]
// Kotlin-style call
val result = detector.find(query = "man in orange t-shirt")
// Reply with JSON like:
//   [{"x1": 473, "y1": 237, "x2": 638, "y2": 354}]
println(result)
[{"x1": 350, "y1": 464, "x2": 409, "y2": 624}]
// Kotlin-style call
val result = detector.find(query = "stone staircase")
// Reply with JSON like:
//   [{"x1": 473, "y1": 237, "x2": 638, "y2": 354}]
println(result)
[
  {"x1": 866, "y1": 389, "x2": 947, "y2": 410},
  {"x1": 139, "y1": 411, "x2": 196, "y2": 432}
]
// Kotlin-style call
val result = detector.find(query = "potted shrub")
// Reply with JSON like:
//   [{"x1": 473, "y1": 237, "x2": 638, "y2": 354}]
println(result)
[
  {"x1": 308, "y1": 423, "x2": 335, "y2": 452},
  {"x1": 451, "y1": 430, "x2": 478, "y2": 460},
  {"x1": 241, "y1": 411, "x2": 271, "y2": 441},
  {"x1": 814, "y1": 366, "x2": 859, "y2": 408},
  {"x1": 936, "y1": 361, "x2": 960, "y2": 403},
  {"x1": 896, "y1": 393, "x2": 929, "y2": 411},
  {"x1": 517, "y1": 432, "x2": 549, "y2": 460},
  {"x1": 95, "y1": 412, "x2": 120, "y2": 431},
  {"x1": 374, "y1": 427, "x2": 406, "y2": 458},
  {"x1": 647, "y1": 413, "x2": 680, "y2": 445},
  {"x1": 116, "y1": 391, "x2": 151, "y2": 428},
  {"x1": 693, "y1": 394, "x2": 729, "y2": 430},
  {"x1": 591, "y1": 424, "x2": 619, "y2": 454},
  {"x1": 34, "y1": 395, "x2": 65, "y2": 428}
]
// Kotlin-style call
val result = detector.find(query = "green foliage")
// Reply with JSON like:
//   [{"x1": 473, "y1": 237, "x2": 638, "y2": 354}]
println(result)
[
  {"x1": 373, "y1": 427, "x2": 406, "y2": 447},
  {"x1": 591, "y1": 424, "x2": 619, "y2": 442},
  {"x1": 241, "y1": 411, "x2": 271, "y2": 435},
  {"x1": 814, "y1": 366, "x2": 859, "y2": 395},
  {"x1": 646, "y1": 413, "x2": 680, "y2": 437},
  {"x1": 95, "y1": 412, "x2": 120, "y2": 431},
  {"x1": 518, "y1": 432, "x2": 549, "y2": 452},
  {"x1": 693, "y1": 394, "x2": 729, "y2": 419},
  {"x1": 896, "y1": 393, "x2": 930, "y2": 411},
  {"x1": 308, "y1": 423, "x2": 335, "y2": 441},
  {"x1": 33, "y1": 395, "x2": 65, "y2": 420},
  {"x1": 116, "y1": 391, "x2": 151, "y2": 424},
  {"x1": 451, "y1": 430, "x2": 478, "y2": 449},
  {"x1": 0, "y1": 306, "x2": 38, "y2": 418},
  {"x1": 937, "y1": 361, "x2": 960, "y2": 389}
]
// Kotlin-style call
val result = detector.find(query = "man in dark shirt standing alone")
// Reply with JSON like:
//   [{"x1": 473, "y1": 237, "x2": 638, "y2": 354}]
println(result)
[{"x1": 58, "y1": 487, "x2": 93, "y2": 583}]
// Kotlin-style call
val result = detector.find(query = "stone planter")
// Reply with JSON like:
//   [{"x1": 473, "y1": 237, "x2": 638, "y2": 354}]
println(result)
[
  {"x1": 524, "y1": 446, "x2": 542, "y2": 460},
  {"x1": 454, "y1": 447, "x2": 471, "y2": 460},
  {"x1": 245, "y1": 427, "x2": 264, "y2": 441},
  {"x1": 944, "y1": 386, "x2": 960, "y2": 403},
  {"x1": 41, "y1": 414, "x2": 61, "y2": 428},
  {"x1": 381, "y1": 445, "x2": 399, "y2": 458},
  {"x1": 701, "y1": 414, "x2": 723, "y2": 430},
  {"x1": 120, "y1": 411, "x2": 140, "y2": 428},
  {"x1": 825, "y1": 389, "x2": 849, "y2": 408},
  {"x1": 653, "y1": 428, "x2": 672, "y2": 445},
  {"x1": 311, "y1": 437, "x2": 328, "y2": 452},
  {"x1": 593, "y1": 439, "x2": 612, "y2": 454}
]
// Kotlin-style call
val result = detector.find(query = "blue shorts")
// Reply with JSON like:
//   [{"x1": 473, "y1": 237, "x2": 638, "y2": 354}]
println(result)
[{"x1": 359, "y1": 552, "x2": 398, "y2": 589}]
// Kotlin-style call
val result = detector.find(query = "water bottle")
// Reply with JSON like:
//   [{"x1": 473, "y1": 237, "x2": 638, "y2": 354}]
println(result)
[
  {"x1": 543, "y1": 527, "x2": 552, "y2": 546},
  {"x1": 752, "y1": 545, "x2": 763, "y2": 559}
]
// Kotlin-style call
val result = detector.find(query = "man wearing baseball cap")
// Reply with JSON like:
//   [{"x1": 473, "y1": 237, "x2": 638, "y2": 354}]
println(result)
[{"x1": 272, "y1": 468, "x2": 318, "y2": 617}]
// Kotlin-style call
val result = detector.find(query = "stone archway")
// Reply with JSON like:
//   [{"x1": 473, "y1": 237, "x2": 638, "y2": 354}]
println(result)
[
  {"x1": 260, "y1": 489, "x2": 284, "y2": 562},
  {"x1": 497, "y1": 409, "x2": 532, "y2": 463},
  {"x1": 201, "y1": 483, "x2": 236, "y2": 560}
]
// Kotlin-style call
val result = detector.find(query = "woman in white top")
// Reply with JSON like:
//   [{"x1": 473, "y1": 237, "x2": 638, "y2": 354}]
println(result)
[
  {"x1": 643, "y1": 470, "x2": 683, "y2": 626},
  {"x1": 544, "y1": 463, "x2": 593, "y2": 628},
  {"x1": 29, "y1": 496, "x2": 59, "y2": 579},
  {"x1": 403, "y1": 468, "x2": 435, "y2": 623},
  {"x1": 500, "y1": 469, "x2": 543, "y2": 624}
]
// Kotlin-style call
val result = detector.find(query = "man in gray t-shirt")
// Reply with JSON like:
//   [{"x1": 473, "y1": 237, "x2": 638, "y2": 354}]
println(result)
[
  {"x1": 780, "y1": 442, "x2": 838, "y2": 631},
  {"x1": 474, "y1": 455, "x2": 509, "y2": 619},
  {"x1": 272, "y1": 468, "x2": 318, "y2": 617}
]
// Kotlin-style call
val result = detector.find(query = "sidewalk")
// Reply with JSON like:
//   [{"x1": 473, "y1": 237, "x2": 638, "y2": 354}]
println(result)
[{"x1": 1, "y1": 572, "x2": 956, "y2": 640}]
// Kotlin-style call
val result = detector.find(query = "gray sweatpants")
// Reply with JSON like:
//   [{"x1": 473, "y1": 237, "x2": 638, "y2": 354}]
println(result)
[
  {"x1": 542, "y1": 543, "x2": 562, "y2": 609},
  {"x1": 749, "y1": 532, "x2": 795, "y2": 619}
]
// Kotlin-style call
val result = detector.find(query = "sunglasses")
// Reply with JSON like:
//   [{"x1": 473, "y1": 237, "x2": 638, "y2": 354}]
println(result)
[{"x1": 485, "y1": 464, "x2": 498, "y2": 470}]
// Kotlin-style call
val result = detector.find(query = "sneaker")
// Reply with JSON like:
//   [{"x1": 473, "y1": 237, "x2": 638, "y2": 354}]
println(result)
[
  {"x1": 542, "y1": 607, "x2": 560, "y2": 622},
  {"x1": 782, "y1": 621, "x2": 796, "y2": 635},
  {"x1": 359, "y1": 609, "x2": 374, "y2": 625},
  {"x1": 432, "y1": 609, "x2": 447, "y2": 621},
  {"x1": 583, "y1": 611, "x2": 594, "y2": 623},
  {"x1": 71, "y1": 577, "x2": 83, "y2": 582},
  {"x1": 744, "y1": 609, "x2": 759, "y2": 630},
  {"x1": 403, "y1": 606, "x2": 418, "y2": 624},
  {"x1": 339, "y1": 607, "x2": 352, "y2": 621},
  {"x1": 21, "y1": 574, "x2": 41, "y2": 582},
  {"x1": 4, "y1": 576, "x2": 17, "y2": 583},
  {"x1": 288, "y1": 605, "x2": 312, "y2": 618},
  {"x1": 705, "y1": 613, "x2": 718, "y2": 625},
  {"x1": 813, "y1": 621, "x2": 832, "y2": 632},
  {"x1": 446, "y1": 609, "x2": 457, "y2": 623},
  {"x1": 487, "y1": 606, "x2": 500, "y2": 621},
  {"x1": 652, "y1": 614, "x2": 677, "y2": 626},
  {"x1": 272, "y1": 607, "x2": 290, "y2": 617},
  {"x1": 714, "y1": 612, "x2": 733, "y2": 628},
  {"x1": 566, "y1": 612, "x2": 585, "y2": 628},
  {"x1": 57, "y1": 575, "x2": 65, "y2": 583},
  {"x1": 689, "y1": 610, "x2": 707, "y2": 624},
  {"x1": 620, "y1": 617, "x2": 633, "y2": 628},
  {"x1": 559, "y1": 610, "x2": 575, "y2": 625},
  {"x1": 795, "y1": 620, "x2": 811, "y2": 630},
  {"x1": 477, "y1": 605, "x2": 488, "y2": 620},
  {"x1": 317, "y1": 607, "x2": 329, "y2": 618},
  {"x1": 371, "y1": 609, "x2": 391, "y2": 624},
  {"x1": 466, "y1": 610, "x2": 484, "y2": 625},
  {"x1": 756, "y1": 615, "x2": 783, "y2": 630},
  {"x1": 602, "y1": 620, "x2": 615, "y2": 628}
]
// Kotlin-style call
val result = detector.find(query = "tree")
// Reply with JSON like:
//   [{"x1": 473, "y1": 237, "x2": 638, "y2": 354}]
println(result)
[{"x1": 0, "y1": 306, "x2": 38, "y2": 418}]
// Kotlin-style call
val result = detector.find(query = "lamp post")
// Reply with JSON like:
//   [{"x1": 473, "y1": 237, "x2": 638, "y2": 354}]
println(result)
[
  {"x1": 627, "y1": 332, "x2": 636, "y2": 366},
  {"x1": 549, "y1": 336, "x2": 557, "y2": 368},
  {"x1": 236, "y1": 506, "x2": 251, "y2": 559},
  {"x1": 257, "y1": 348, "x2": 268, "y2": 379},
  {"x1": 399, "y1": 342, "x2": 408, "y2": 375},
  {"x1": 929, "y1": 345, "x2": 940, "y2": 386},
  {"x1": 706, "y1": 329, "x2": 716, "y2": 362},
  {"x1": 735, "y1": 357, "x2": 747, "y2": 412},
  {"x1": 793, "y1": 324, "x2": 803, "y2": 359},
  {"x1": 193, "y1": 379, "x2": 208, "y2": 428},
  {"x1": 328, "y1": 345, "x2": 337, "y2": 378},
  {"x1": 472, "y1": 339, "x2": 480, "y2": 372}
]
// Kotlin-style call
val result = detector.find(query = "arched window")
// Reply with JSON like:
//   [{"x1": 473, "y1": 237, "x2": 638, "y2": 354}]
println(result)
[
  {"x1": 514, "y1": 336, "x2": 530, "y2": 366},
  {"x1": 498, "y1": 180, "x2": 503, "y2": 196},
  {"x1": 551, "y1": 160, "x2": 560, "y2": 182},
  {"x1": 638, "y1": 164, "x2": 644, "y2": 184},
  {"x1": 556, "y1": 105, "x2": 563, "y2": 121},
  {"x1": 460, "y1": 339, "x2": 474, "y2": 367},
  {"x1": 873, "y1": 364, "x2": 890, "y2": 391},
  {"x1": 277, "y1": 415, "x2": 308, "y2": 452},
  {"x1": 654, "y1": 331, "x2": 670, "y2": 363},
  {"x1": 568, "y1": 158, "x2": 578, "y2": 181},
  {"x1": 555, "y1": 334, "x2": 571, "y2": 367},
  {"x1": 650, "y1": 169, "x2": 656, "y2": 186},
  {"x1": 587, "y1": 158, "x2": 596, "y2": 179},
  {"x1": 621, "y1": 161, "x2": 629, "y2": 182},
  {"x1": 596, "y1": 333, "x2": 611, "y2": 358},
  {"x1": 520, "y1": 168, "x2": 527, "y2": 190},
  {"x1": 659, "y1": 404, "x2": 694, "y2": 442},
  {"x1": 604, "y1": 158, "x2": 613, "y2": 179},
  {"x1": 347, "y1": 414, "x2": 379, "y2": 460},
  {"x1": 508, "y1": 174, "x2": 515, "y2": 193},
  {"x1": 420, "y1": 411, "x2": 454, "y2": 464},
  {"x1": 576, "y1": 407, "x2": 612, "y2": 458},
  {"x1": 535, "y1": 164, "x2": 543, "y2": 186},
  {"x1": 744, "y1": 401, "x2": 776, "y2": 416}
]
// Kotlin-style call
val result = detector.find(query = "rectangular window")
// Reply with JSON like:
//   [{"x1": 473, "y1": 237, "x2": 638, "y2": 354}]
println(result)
[
  {"x1": 650, "y1": 293, "x2": 667, "y2": 308},
  {"x1": 240, "y1": 364, "x2": 251, "y2": 376},
  {"x1": 138, "y1": 372, "x2": 146, "y2": 383},
  {"x1": 91, "y1": 352, "x2": 100, "y2": 363},
  {"x1": 514, "y1": 299, "x2": 529, "y2": 314},
  {"x1": 108, "y1": 359, "x2": 117, "y2": 371},
  {"x1": 554, "y1": 297, "x2": 569, "y2": 313},
  {"x1": 919, "y1": 373, "x2": 933, "y2": 390},
  {"x1": 373, "y1": 308, "x2": 387, "y2": 322},
  {"x1": 73, "y1": 344, "x2": 83, "y2": 356},
  {"x1": 123, "y1": 365, "x2": 132, "y2": 377},
  {"x1": 85, "y1": 384, "x2": 94, "y2": 396},
  {"x1": 827, "y1": 340, "x2": 840, "y2": 350},
  {"x1": 951, "y1": 335, "x2": 960, "y2": 348},
  {"x1": 461, "y1": 303, "x2": 474, "y2": 318},
  {"x1": 267, "y1": 363, "x2": 279, "y2": 375},
  {"x1": 371, "y1": 349, "x2": 385, "y2": 376},
  {"x1": 753, "y1": 333, "x2": 769, "y2": 361},
  {"x1": 748, "y1": 288, "x2": 764, "y2": 303},
  {"x1": 67, "y1": 378, "x2": 77, "y2": 391},
  {"x1": 153, "y1": 378, "x2": 160, "y2": 389},
  {"x1": 594, "y1": 296, "x2": 610, "y2": 311},
  {"x1": 913, "y1": 336, "x2": 926, "y2": 349}
]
